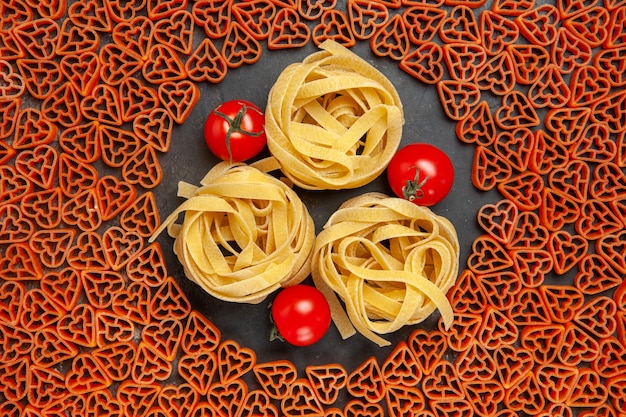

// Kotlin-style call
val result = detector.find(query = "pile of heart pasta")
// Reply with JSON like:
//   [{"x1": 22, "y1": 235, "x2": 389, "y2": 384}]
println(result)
[{"x1": 1, "y1": 0, "x2": 626, "y2": 416}]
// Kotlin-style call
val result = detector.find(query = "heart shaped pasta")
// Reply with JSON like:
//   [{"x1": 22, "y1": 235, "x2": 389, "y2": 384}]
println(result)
[{"x1": 3, "y1": 2, "x2": 626, "y2": 415}]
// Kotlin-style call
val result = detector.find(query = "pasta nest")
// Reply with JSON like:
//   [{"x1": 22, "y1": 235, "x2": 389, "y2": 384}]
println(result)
[
  {"x1": 151, "y1": 162, "x2": 316, "y2": 304},
  {"x1": 311, "y1": 193, "x2": 459, "y2": 347},
  {"x1": 264, "y1": 40, "x2": 404, "y2": 190}
]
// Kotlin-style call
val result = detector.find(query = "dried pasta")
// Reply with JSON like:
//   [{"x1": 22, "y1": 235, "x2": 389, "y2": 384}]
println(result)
[
  {"x1": 311, "y1": 193, "x2": 459, "y2": 346},
  {"x1": 150, "y1": 162, "x2": 316, "y2": 304},
  {"x1": 263, "y1": 40, "x2": 404, "y2": 190}
]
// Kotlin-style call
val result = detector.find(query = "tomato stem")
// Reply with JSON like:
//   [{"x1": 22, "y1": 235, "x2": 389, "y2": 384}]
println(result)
[
  {"x1": 402, "y1": 166, "x2": 429, "y2": 201},
  {"x1": 214, "y1": 104, "x2": 264, "y2": 162},
  {"x1": 269, "y1": 326, "x2": 284, "y2": 342},
  {"x1": 268, "y1": 302, "x2": 284, "y2": 342}
]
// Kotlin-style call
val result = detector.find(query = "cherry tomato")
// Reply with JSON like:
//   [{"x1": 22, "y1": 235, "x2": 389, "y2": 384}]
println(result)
[
  {"x1": 271, "y1": 285, "x2": 331, "y2": 346},
  {"x1": 204, "y1": 99, "x2": 267, "y2": 162},
  {"x1": 387, "y1": 143, "x2": 454, "y2": 206}
]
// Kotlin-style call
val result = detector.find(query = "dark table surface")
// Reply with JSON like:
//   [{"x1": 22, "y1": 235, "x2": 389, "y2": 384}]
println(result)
[{"x1": 151, "y1": 23, "x2": 498, "y2": 374}]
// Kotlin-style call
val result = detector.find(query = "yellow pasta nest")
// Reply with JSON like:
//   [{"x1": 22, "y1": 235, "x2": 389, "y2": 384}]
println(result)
[
  {"x1": 264, "y1": 40, "x2": 404, "y2": 190},
  {"x1": 150, "y1": 162, "x2": 315, "y2": 304},
  {"x1": 311, "y1": 193, "x2": 459, "y2": 347}
]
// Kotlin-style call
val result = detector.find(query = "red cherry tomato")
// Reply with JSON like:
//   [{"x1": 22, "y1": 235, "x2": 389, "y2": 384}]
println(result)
[
  {"x1": 271, "y1": 285, "x2": 331, "y2": 346},
  {"x1": 204, "y1": 99, "x2": 267, "y2": 162},
  {"x1": 387, "y1": 143, "x2": 454, "y2": 206}
]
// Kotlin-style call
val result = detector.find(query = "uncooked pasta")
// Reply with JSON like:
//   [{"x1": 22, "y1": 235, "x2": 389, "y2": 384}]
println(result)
[
  {"x1": 150, "y1": 162, "x2": 316, "y2": 304},
  {"x1": 311, "y1": 193, "x2": 459, "y2": 346},
  {"x1": 263, "y1": 40, "x2": 404, "y2": 190}
]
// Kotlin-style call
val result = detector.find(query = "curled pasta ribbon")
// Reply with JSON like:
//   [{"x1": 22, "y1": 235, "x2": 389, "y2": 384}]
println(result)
[
  {"x1": 311, "y1": 193, "x2": 459, "y2": 347},
  {"x1": 264, "y1": 39, "x2": 404, "y2": 190},
  {"x1": 150, "y1": 162, "x2": 316, "y2": 304}
]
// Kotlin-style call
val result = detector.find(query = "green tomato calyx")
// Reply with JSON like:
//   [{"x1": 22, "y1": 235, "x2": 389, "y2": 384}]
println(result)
[
  {"x1": 402, "y1": 166, "x2": 429, "y2": 201},
  {"x1": 214, "y1": 104, "x2": 264, "y2": 162}
]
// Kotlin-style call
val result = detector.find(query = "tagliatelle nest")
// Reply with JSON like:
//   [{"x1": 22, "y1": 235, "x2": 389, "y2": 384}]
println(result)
[
  {"x1": 150, "y1": 162, "x2": 315, "y2": 304},
  {"x1": 311, "y1": 193, "x2": 460, "y2": 347},
  {"x1": 263, "y1": 40, "x2": 404, "y2": 190}
]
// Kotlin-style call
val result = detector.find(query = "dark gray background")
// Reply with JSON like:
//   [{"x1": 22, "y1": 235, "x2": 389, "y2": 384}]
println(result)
[{"x1": 151, "y1": 9, "x2": 501, "y2": 377}]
